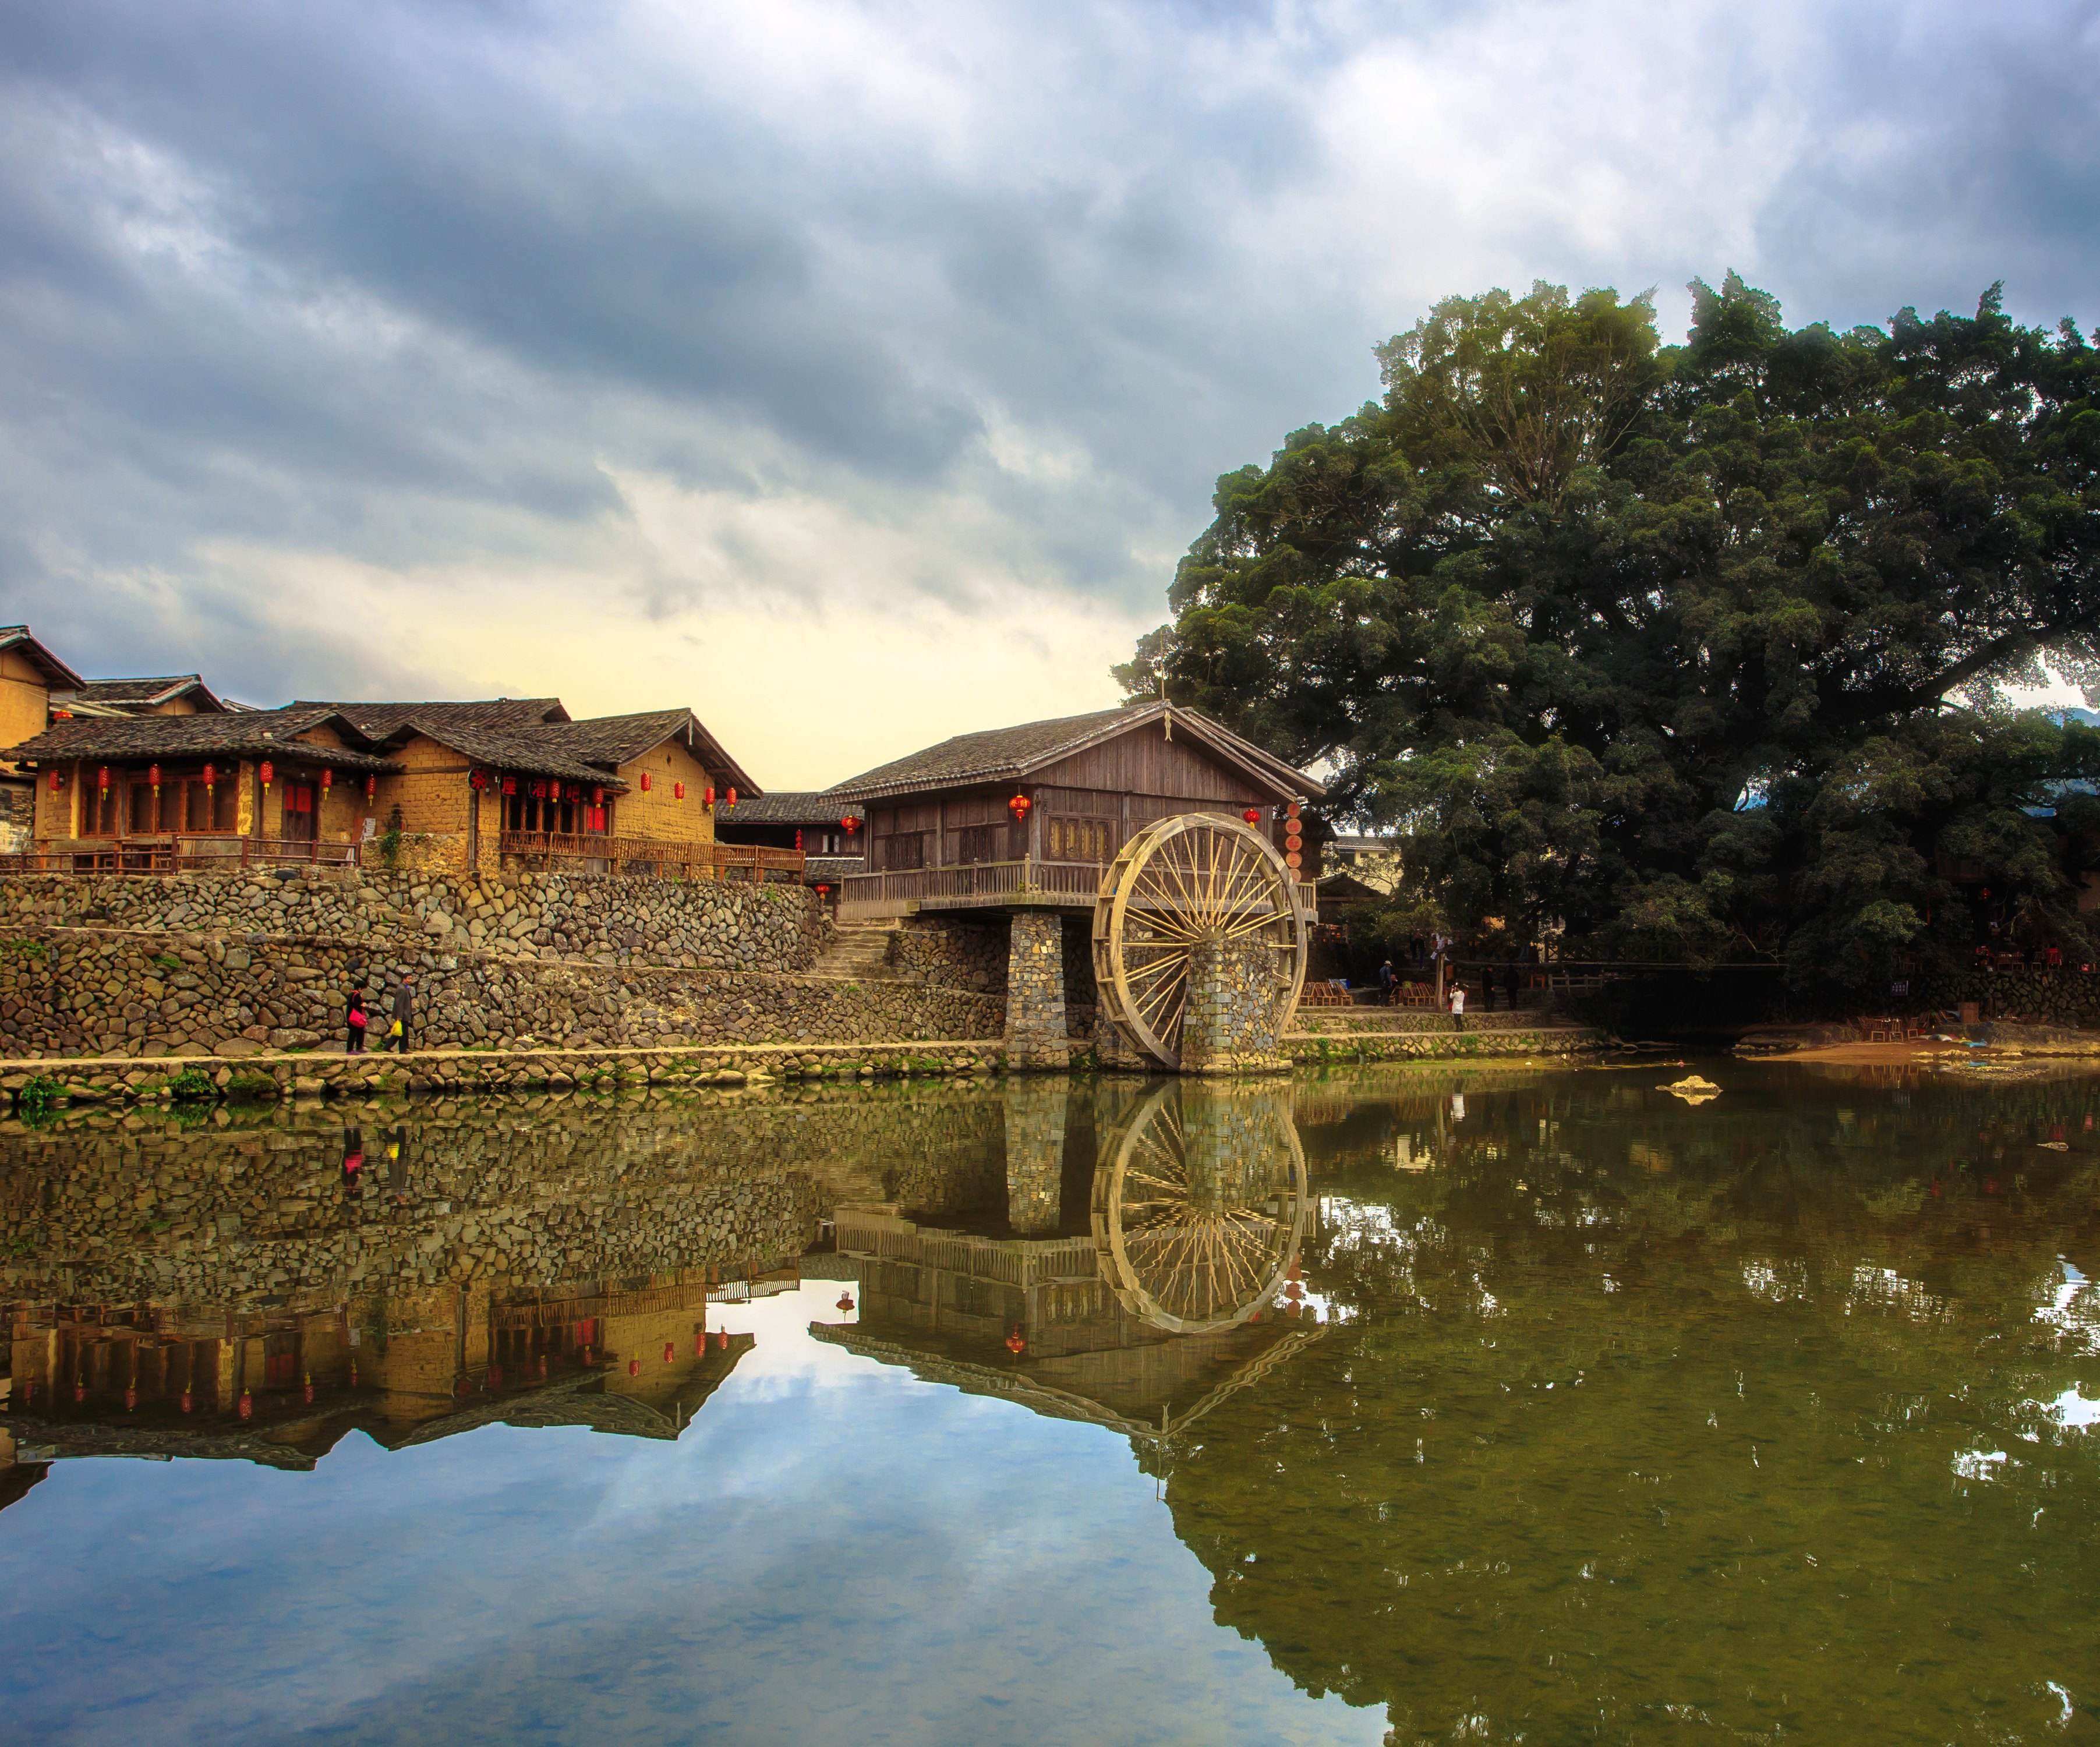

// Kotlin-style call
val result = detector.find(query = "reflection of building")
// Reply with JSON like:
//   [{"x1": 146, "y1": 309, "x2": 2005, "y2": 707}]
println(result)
[{"x1": 0, "y1": 1268, "x2": 783, "y2": 1501}]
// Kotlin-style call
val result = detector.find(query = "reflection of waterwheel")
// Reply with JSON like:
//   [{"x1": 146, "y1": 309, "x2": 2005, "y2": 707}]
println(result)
[
  {"x1": 1092, "y1": 813, "x2": 1307, "y2": 1071},
  {"x1": 1091, "y1": 1084, "x2": 1307, "y2": 1334}
]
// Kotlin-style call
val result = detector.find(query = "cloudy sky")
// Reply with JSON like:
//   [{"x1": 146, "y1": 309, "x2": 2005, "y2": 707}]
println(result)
[{"x1": 3, "y1": 2, "x2": 2097, "y2": 786}]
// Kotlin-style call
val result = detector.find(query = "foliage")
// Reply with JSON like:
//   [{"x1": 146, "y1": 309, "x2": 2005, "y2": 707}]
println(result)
[
  {"x1": 165, "y1": 1067, "x2": 215, "y2": 1103},
  {"x1": 18, "y1": 1073, "x2": 61, "y2": 1116},
  {"x1": 377, "y1": 804, "x2": 405, "y2": 869},
  {"x1": 1121, "y1": 276, "x2": 2100, "y2": 994}
]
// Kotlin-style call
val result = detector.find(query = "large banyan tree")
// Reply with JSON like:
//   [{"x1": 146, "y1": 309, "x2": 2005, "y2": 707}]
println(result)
[{"x1": 1120, "y1": 276, "x2": 2100, "y2": 990}]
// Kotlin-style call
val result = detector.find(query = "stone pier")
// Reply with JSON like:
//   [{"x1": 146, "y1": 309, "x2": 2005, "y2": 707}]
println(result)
[
  {"x1": 1179, "y1": 938, "x2": 1289, "y2": 1074},
  {"x1": 1003, "y1": 911, "x2": 1068, "y2": 1070},
  {"x1": 1003, "y1": 1078, "x2": 1069, "y2": 1235}
]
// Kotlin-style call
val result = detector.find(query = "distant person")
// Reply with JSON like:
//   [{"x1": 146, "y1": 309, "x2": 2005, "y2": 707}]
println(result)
[
  {"x1": 1378, "y1": 959, "x2": 1397, "y2": 1005},
  {"x1": 1504, "y1": 962, "x2": 1521, "y2": 1010},
  {"x1": 345, "y1": 989, "x2": 369, "y2": 1054},
  {"x1": 1449, "y1": 982, "x2": 1466, "y2": 1030},
  {"x1": 390, "y1": 974, "x2": 415, "y2": 1053}
]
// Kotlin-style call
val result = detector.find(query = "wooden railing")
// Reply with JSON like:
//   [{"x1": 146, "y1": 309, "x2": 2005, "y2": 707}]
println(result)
[
  {"x1": 0, "y1": 835, "x2": 362, "y2": 875},
  {"x1": 497, "y1": 830, "x2": 804, "y2": 881},
  {"x1": 839, "y1": 855, "x2": 1318, "y2": 920}
]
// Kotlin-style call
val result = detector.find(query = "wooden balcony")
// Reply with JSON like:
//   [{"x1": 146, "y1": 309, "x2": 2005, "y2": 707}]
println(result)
[
  {"x1": 837, "y1": 856, "x2": 1319, "y2": 922},
  {"x1": 0, "y1": 834, "x2": 360, "y2": 875},
  {"x1": 497, "y1": 830, "x2": 805, "y2": 882}
]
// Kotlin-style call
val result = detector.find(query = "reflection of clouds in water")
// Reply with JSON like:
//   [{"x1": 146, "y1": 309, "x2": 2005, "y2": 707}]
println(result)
[
  {"x1": 1847, "y1": 1264, "x2": 1948, "y2": 1323},
  {"x1": 2044, "y1": 1386, "x2": 2100, "y2": 1433},
  {"x1": 1741, "y1": 1260, "x2": 1809, "y2": 1303},
  {"x1": 1952, "y1": 1447, "x2": 2010, "y2": 1481},
  {"x1": 2034, "y1": 1257, "x2": 2096, "y2": 1349}
]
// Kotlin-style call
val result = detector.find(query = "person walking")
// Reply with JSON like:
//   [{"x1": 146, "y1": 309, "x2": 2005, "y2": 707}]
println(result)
[
  {"x1": 345, "y1": 989, "x2": 370, "y2": 1053},
  {"x1": 1448, "y1": 980, "x2": 1466, "y2": 1031},
  {"x1": 388, "y1": 972, "x2": 415, "y2": 1053},
  {"x1": 1378, "y1": 958, "x2": 1397, "y2": 1006}
]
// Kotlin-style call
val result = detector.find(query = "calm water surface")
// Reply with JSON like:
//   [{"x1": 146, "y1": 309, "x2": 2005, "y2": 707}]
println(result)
[{"x1": 2, "y1": 1063, "x2": 2097, "y2": 1744}]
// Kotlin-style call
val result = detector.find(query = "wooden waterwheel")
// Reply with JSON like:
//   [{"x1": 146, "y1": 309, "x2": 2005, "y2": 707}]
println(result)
[
  {"x1": 1091, "y1": 1083, "x2": 1308, "y2": 1334},
  {"x1": 1092, "y1": 812, "x2": 1308, "y2": 1070}
]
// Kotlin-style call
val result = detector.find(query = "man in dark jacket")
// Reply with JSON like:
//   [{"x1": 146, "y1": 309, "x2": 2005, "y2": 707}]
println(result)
[{"x1": 390, "y1": 974, "x2": 415, "y2": 1053}]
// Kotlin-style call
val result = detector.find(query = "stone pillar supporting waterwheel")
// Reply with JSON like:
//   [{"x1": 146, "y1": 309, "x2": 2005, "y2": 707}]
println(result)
[{"x1": 1091, "y1": 813, "x2": 1307, "y2": 1072}]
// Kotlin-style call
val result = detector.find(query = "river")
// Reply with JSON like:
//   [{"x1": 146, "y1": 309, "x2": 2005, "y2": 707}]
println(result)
[{"x1": 1, "y1": 1062, "x2": 2095, "y2": 1744}]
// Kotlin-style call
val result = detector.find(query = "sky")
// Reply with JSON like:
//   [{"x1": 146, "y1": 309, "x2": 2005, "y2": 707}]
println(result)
[{"x1": 3, "y1": 1, "x2": 2097, "y2": 787}]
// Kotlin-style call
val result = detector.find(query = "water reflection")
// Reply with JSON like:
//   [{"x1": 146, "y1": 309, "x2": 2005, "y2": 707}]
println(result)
[{"x1": 1, "y1": 1065, "x2": 2097, "y2": 1744}]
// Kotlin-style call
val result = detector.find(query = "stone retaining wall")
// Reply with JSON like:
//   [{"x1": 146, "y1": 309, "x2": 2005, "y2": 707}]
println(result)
[
  {"x1": 0, "y1": 924, "x2": 1005, "y2": 1059},
  {"x1": 0, "y1": 867, "x2": 830, "y2": 974},
  {"x1": 1961, "y1": 967, "x2": 2100, "y2": 1029},
  {"x1": 892, "y1": 917, "x2": 1007, "y2": 991},
  {"x1": 1284, "y1": 1025, "x2": 1601, "y2": 1065}
]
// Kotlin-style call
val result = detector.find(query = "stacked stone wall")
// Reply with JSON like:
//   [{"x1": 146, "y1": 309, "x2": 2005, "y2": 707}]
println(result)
[
  {"x1": 0, "y1": 867, "x2": 832, "y2": 973},
  {"x1": 0, "y1": 925, "x2": 1003, "y2": 1059},
  {"x1": 892, "y1": 917, "x2": 1007, "y2": 991},
  {"x1": 1960, "y1": 967, "x2": 2100, "y2": 1028}
]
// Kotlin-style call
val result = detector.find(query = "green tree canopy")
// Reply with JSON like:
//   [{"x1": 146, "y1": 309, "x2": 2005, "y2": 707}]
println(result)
[{"x1": 1120, "y1": 276, "x2": 2100, "y2": 989}]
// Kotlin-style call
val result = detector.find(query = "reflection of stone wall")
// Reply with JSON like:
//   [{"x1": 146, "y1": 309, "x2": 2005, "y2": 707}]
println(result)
[
  {"x1": 0, "y1": 926, "x2": 1003, "y2": 1059},
  {"x1": 1004, "y1": 1079, "x2": 1069, "y2": 1235},
  {"x1": 0, "y1": 1084, "x2": 1021, "y2": 1310},
  {"x1": 0, "y1": 868, "x2": 831, "y2": 973},
  {"x1": 1181, "y1": 938, "x2": 1288, "y2": 1074}
]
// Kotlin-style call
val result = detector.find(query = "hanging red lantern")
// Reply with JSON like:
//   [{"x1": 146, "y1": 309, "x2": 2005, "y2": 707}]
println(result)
[
  {"x1": 1005, "y1": 1327, "x2": 1026, "y2": 1355},
  {"x1": 469, "y1": 769, "x2": 488, "y2": 791},
  {"x1": 841, "y1": 815, "x2": 858, "y2": 834},
  {"x1": 237, "y1": 1388, "x2": 253, "y2": 1420},
  {"x1": 674, "y1": 780, "x2": 685, "y2": 802},
  {"x1": 695, "y1": 1331, "x2": 708, "y2": 1357},
  {"x1": 179, "y1": 1387, "x2": 193, "y2": 1414},
  {"x1": 1007, "y1": 793, "x2": 1030, "y2": 822},
  {"x1": 836, "y1": 1292, "x2": 855, "y2": 1314},
  {"x1": 815, "y1": 883, "x2": 830, "y2": 896},
  {"x1": 302, "y1": 1371, "x2": 315, "y2": 1405},
  {"x1": 259, "y1": 760, "x2": 274, "y2": 791},
  {"x1": 714, "y1": 1329, "x2": 728, "y2": 1350},
  {"x1": 795, "y1": 828, "x2": 804, "y2": 850},
  {"x1": 581, "y1": 1344, "x2": 594, "y2": 1365},
  {"x1": 73, "y1": 1375, "x2": 87, "y2": 1403},
  {"x1": 639, "y1": 771, "x2": 652, "y2": 792},
  {"x1": 531, "y1": 780, "x2": 547, "y2": 800},
  {"x1": 319, "y1": 769, "x2": 333, "y2": 796},
  {"x1": 567, "y1": 783, "x2": 582, "y2": 803},
  {"x1": 201, "y1": 762, "x2": 216, "y2": 790},
  {"x1": 536, "y1": 1355, "x2": 547, "y2": 1379},
  {"x1": 365, "y1": 775, "x2": 377, "y2": 802},
  {"x1": 592, "y1": 786, "x2": 604, "y2": 806},
  {"x1": 663, "y1": 1341, "x2": 675, "y2": 1363},
  {"x1": 47, "y1": 768, "x2": 61, "y2": 793},
  {"x1": 124, "y1": 1385, "x2": 139, "y2": 1412},
  {"x1": 702, "y1": 785, "x2": 715, "y2": 809},
  {"x1": 628, "y1": 1357, "x2": 641, "y2": 1377},
  {"x1": 726, "y1": 787, "x2": 737, "y2": 808},
  {"x1": 97, "y1": 765, "x2": 112, "y2": 795},
  {"x1": 1242, "y1": 808, "x2": 1260, "y2": 824},
  {"x1": 1287, "y1": 798, "x2": 1302, "y2": 819},
  {"x1": 149, "y1": 763, "x2": 162, "y2": 794}
]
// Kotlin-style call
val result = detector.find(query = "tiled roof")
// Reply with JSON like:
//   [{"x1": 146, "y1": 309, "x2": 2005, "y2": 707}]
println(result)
[
  {"x1": 57, "y1": 676, "x2": 226, "y2": 713},
  {"x1": 826, "y1": 702, "x2": 1324, "y2": 802},
  {"x1": 0, "y1": 707, "x2": 401, "y2": 773},
  {"x1": 293, "y1": 698, "x2": 568, "y2": 738},
  {"x1": 717, "y1": 791, "x2": 862, "y2": 823},
  {"x1": 0, "y1": 626, "x2": 86, "y2": 691}
]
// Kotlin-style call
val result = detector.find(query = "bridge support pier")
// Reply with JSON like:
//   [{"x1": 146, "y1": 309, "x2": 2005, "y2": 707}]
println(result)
[
  {"x1": 1179, "y1": 938, "x2": 1290, "y2": 1075},
  {"x1": 1003, "y1": 911, "x2": 1068, "y2": 1070}
]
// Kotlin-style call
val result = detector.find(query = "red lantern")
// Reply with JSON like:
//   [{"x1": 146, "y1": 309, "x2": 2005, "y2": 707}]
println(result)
[
  {"x1": 179, "y1": 1387, "x2": 193, "y2": 1414},
  {"x1": 319, "y1": 769, "x2": 333, "y2": 795},
  {"x1": 841, "y1": 815, "x2": 858, "y2": 834},
  {"x1": 726, "y1": 787, "x2": 737, "y2": 808},
  {"x1": 836, "y1": 1292, "x2": 855, "y2": 1314},
  {"x1": 73, "y1": 1375, "x2": 86, "y2": 1404},
  {"x1": 795, "y1": 828, "x2": 804, "y2": 850},
  {"x1": 592, "y1": 787, "x2": 604, "y2": 805},
  {"x1": 1007, "y1": 793, "x2": 1031, "y2": 822},
  {"x1": 201, "y1": 762, "x2": 216, "y2": 790},
  {"x1": 702, "y1": 786, "x2": 715, "y2": 810},
  {"x1": 1243, "y1": 808, "x2": 1260, "y2": 824},
  {"x1": 536, "y1": 1355, "x2": 547, "y2": 1378},
  {"x1": 582, "y1": 1344, "x2": 594, "y2": 1365},
  {"x1": 628, "y1": 1357, "x2": 641, "y2": 1377},
  {"x1": 531, "y1": 780, "x2": 547, "y2": 801},
  {"x1": 259, "y1": 760, "x2": 274, "y2": 790},
  {"x1": 47, "y1": 768, "x2": 60, "y2": 793},
  {"x1": 714, "y1": 1329, "x2": 728, "y2": 1350},
  {"x1": 501, "y1": 776, "x2": 516, "y2": 797},
  {"x1": 640, "y1": 771, "x2": 652, "y2": 792},
  {"x1": 149, "y1": 763, "x2": 162, "y2": 794},
  {"x1": 124, "y1": 1385, "x2": 139, "y2": 1412},
  {"x1": 815, "y1": 884, "x2": 830, "y2": 896},
  {"x1": 237, "y1": 1388, "x2": 253, "y2": 1420},
  {"x1": 695, "y1": 1331, "x2": 708, "y2": 1357},
  {"x1": 1286, "y1": 798, "x2": 1302, "y2": 819},
  {"x1": 302, "y1": 1371, "x2": 315, "y2": 1405},
  {"x1": 674, "y1": 781, "x2": 685, "y2": 802},
  {"x1": 365, "y1": 775, "x2": 377, "y2": 802},
  {"x1": 98, "y1": 765, "x2": 112, "y2": 795},
  {"x1": 566, "y1": 783, "x2": 581, "y2": 803},
  {"x1": 663, "y1": 1341, "x2": 674, "y2": 1363},
  {"x1": 470, "y1": 769, "x2": 488, "y2": 791},
  {"x1": 1005, "y1": 1327, "x2": 1026, "y2": 1355}
]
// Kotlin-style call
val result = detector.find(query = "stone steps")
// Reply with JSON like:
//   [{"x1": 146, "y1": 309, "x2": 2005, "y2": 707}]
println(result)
[{"x1": 808, "y1": 924, "x2": 905, "y2": 982}]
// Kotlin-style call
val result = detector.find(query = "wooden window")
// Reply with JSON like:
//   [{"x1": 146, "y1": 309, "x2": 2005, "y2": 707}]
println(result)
[
  {"x1": 1046, "y1": 816, "x2": 1113, "y2": 862},
  {"x1": 882, "y1": 832, "x2": 925, "y2": 871},
  {"x1": 128, "y1": 781, "x2": 156, "y2": 833},
  {"x1": 84, "y1": 782, "x2": 119, "y2": 837},
  {"x1": 954, "y1": 823, "x2": 1007, "y2": 865}
]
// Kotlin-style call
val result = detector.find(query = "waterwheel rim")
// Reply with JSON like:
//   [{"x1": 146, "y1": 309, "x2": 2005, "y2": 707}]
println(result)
[
  {"x1": 1093, "y1": 812, "x2": 1307, "y2": 1070},
  {"x1": 1091, "y1": 1083, "x2": 1308, "y2": 1334}
]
